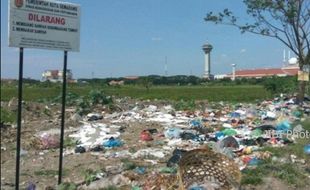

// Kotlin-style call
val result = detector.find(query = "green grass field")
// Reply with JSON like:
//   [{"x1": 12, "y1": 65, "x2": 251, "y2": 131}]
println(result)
[{"x1": 1, "y1": 85, "x2": 272, "y2": 102}]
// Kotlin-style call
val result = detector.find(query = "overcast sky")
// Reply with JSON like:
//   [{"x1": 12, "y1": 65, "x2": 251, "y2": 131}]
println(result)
[{"x1": 1, "y1": 0, "x2": 291, "y2": 79}]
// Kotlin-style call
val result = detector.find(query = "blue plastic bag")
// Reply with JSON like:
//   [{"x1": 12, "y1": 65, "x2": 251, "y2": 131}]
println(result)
[
  {"x1": 164, "y1": 128, "x2": 182, "y2": 139},
  {"x1": 103, "y1": 137, "x2": 123, "y2": 148},
  {"x1": 304, "y1": 144, "x2": 310, "y2": 155},
  {"x1": 276, "y1": 120, "x2": 291, "y2": 132},
  {"x1": 190, "y1": 120, "x2": 202, "y2": 128}
]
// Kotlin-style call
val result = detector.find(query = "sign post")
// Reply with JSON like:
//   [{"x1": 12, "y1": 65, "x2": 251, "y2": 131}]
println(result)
[
  {"x1": 58, "y1": 51, "x2": 68, "y2": 184},
  {"x1": 8, "y1": 0, "x2": 80, "y2": 188},
  {"x1": 15, "y1": 47, "x2": 23, "y2": 190}
]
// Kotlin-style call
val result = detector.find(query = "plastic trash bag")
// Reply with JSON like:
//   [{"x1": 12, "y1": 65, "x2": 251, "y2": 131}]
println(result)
[{"x1": 103, "y1": 137, "x2": 123, "y2": 148}]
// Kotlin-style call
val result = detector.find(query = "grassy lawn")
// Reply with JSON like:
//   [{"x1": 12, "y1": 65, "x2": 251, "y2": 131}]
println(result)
[{"x1": 1, "y1": 85, "x2": 271, "y2": 102}]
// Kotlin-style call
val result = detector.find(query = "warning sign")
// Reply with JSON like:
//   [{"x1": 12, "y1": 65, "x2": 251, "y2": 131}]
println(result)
[
  {"x1": 9, "y1": 0, "x2": 80, "y2": 52},
  {"x1": 298, "y1": 71, "x2": 309, "y2": 81}
]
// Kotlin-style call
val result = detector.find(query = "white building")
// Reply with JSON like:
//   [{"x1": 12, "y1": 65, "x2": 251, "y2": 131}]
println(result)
[{"x1": 42, "y1": 70, "x2": 74, "y2": 82}]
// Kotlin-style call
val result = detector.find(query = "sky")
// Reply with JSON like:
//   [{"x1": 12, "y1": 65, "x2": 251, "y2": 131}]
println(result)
[{"x1": 1, "y1": 0, "x2": 291, "y2": 79}]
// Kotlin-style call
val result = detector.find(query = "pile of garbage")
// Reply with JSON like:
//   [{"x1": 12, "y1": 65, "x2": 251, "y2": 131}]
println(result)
[{"x1": 63, "y1": 95, "x2": 310, "y2": 189}]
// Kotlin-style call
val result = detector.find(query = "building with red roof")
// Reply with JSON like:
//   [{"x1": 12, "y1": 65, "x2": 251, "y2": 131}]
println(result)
[{"x1": 225, "y1": 66, "x2": 299, "y2": 79}]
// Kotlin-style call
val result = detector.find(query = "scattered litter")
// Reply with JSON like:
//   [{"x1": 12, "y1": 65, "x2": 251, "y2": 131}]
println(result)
[
  {"x1": 90, "y1": 145, "x2": 104, "y2": 152},
  {"x1": 250, "y1": 129, "x2": 263, "y2": 137},
  {"x1": 134, "y1": 167, "x2": 146, "y2": 174},
  {"x1": 20, "y1": 149, "x2": 28, "y2": 156},
  {"x1": 75, "y1": 146, "x2": 86, "y2": 153},
  {"x1": 87, "y1": 113, "x2": 103, "y2": 121},
  {"x1": 159, "y1": 167, "x2": 177, "y2": 174},
  {"x1": 276, "y1": 120, "x2": 291, "y2": 132},
  {"x1": 222, "y1": 128, "x2": 237, "y2": 136},
  {"x1": 165, "y1": 128, "x2": 182, "y2": 139},
  {"x1": 103, "y1": 137, "x2": 123, "y2": 148},
  {"x1": 69, "y1": 123, "x2": 120, "y2": 149},
  {"x1": 133, "y1": 148, "x2": 167, "y2": 159},
  {"x1": 167, "y1": 149, "x2": 187, "y2": 167},
  {"x1": 39, "y1": 133, "x2": 59, "y2": 149},
  {"x1": 13, "y1": 94, "x2": 308, "y2": 187},
  {"x1": 304, "y1": 144, "x2": 310, "y2": 155},
  {"x1": 219, "y1": 136, "x2": 239, "y2": 149},
  {"x1": 180, "y1": 132, "x2": 198, "y2": 140},
  {"x1": 140, "y1": 130, "x2": 153, "y2": 141},
  {"x1": 248, "y1": 157, "x2": 261, "y2": 166}
]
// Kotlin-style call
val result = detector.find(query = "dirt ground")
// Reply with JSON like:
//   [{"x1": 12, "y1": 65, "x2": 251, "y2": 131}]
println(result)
[{"x1": 1, "y1": 101, "x2": 171, "y2": 189}]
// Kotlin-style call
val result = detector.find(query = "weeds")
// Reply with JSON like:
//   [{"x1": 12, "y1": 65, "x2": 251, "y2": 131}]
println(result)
[
  {"x1": 84, "y1": 169, "x2": 98, "y2": 186},
  {"x1": 76, "y1": 97, "x2": 91, "y2": 115},
  {"x1": 57, "y1": 182, "x2": 77, "y2": 190},
  {"x1": 120, "y1": 158, "x2": 137, "y2": 170},
  {"x1": 0, "y1": 108, "x2": 16, "y2": 123},
  {"x1": 174, "y1": 99, "x2": 196, "y2": 111},
  {"x1": 34, "y1": 169, "x2": 58, "y2": 176},
  {"x1": 43, "y1": 108, "x2": 52, "y2": 117},
  {"x1": 89, "y1": 90, "x2": 112, "y2": 105},
  {"x1": 64, "y1": 137, "x2": 77, "y2": 148}
]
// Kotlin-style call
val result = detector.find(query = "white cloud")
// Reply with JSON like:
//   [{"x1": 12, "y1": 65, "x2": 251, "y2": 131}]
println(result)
[{"x1": 240, "y1": 49, "x2": 246, "y2": 53}]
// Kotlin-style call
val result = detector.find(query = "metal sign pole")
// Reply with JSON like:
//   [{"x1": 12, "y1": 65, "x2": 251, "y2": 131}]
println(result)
[
  {"x1": 15, "y1": 47, "x2": 24, "y2": 190},
  {"x1": 58, "y1": 51, "x2": 68, "y2": 184}
]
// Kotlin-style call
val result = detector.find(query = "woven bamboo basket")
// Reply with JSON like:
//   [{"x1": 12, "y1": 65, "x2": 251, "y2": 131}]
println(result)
[{"x1": 178, "y1": 148, "x2": 241, "y2": 190}]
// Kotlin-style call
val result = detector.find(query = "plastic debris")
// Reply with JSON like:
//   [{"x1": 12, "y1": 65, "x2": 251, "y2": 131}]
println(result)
[
  {"x1": 190, "y1": 120, "x2": 203, "y2": 128},
  {"x1": 180, "y1": 132, "x2": 198, "y2": 140},
  {"x1": 215, "y1": 131, "x2": 225, "y2": 140},
  {"x1": 131, "y1": 186, "x2": 141, "y2": 190},
  {"x1": 39, "y1": 133, "x2": 60, "y2": 149},
  {"x1": 242, "y1": 147, "x2": 253, "y2": 155},
  {"x1": 146, "y1": 128, "x2": 158, "y2": 134},
  {"x1": 167, "y1": 149, "x2": 187, "y2": 167},
  {"x1": 30, "y1": 93, "x2": 309, "y2": 188},
  {"x1": 230, "y1": 112, "x2": 241, "y2": 118},
  {"x1": 250, "y1": 129, "x2": 263, "y2": 137},
  {"x1": 188, "y1": 186, "x2": 206, "y2": 190},
  {"x1": 87, "y1": 113, "x2": 103, "y2": 121},
  {"x1": 159, "y1": 167, "x2": 177, "y2": 174},
  {"x1": 164, "y1": 128, "x2": 182, "y2": 139},
  {"x1": 248, "y1": 157, "x2": 261, "y2": 166},
  {"x1": 103, "y1": 137, "x2": 123, "y2": 148},
  {"x1": 304, "y1": 144, "x2": 310, "y2": 155},
  {"x1": 134, "y1": 167, "x2": 146, "y2": 174},
  {"x1": 140, "y1": 130, "x2": 153, "y2": 141},
  {"x1": 20, "y1": 149, "x2": 28, "y2": 156},
  {"x1": 75, "y1": 146, "x2": 86, "y2": 153},
  {"x1": 69, "y1": 123, "x2": 120, "y2": 149},
  {"x1": 26, "y1": 182, "x2": 36, "y2": 190},
  {"x1": 219, "y1": 136, "x2": 239, "y2": 149},
  {"x1": 266, "y1": 111, "x2": 276, "y2": 119},
  {"x1": 256, "y1": 125, "x2": 275, "y2": 131},
  {"x1": 90, "y1": 145, "x2": 104, "y2": 152},
  {"x1": 133, "y1": 148, "x2": 167, "y2": 159},
  {"x1": 276, "y1": 120, "x2": 291, "y2": 132},
  {"x1": 293, "y1": 110, "x2": 302, "y2": 118},
  {"x1": 221, "y1": 128, "x2": 237, "y2": 136}
]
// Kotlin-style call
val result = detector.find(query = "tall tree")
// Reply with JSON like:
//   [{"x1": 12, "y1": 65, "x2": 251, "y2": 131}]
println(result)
[{"x1": 205, "y1": 0, "x2": 310, "y2": 102}]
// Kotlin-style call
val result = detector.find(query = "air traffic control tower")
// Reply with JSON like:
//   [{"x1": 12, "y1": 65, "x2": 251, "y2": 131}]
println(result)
[{"x1": 202, "y1": 43, "x2": 213, "y2": 79}]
